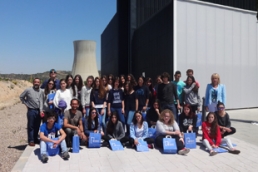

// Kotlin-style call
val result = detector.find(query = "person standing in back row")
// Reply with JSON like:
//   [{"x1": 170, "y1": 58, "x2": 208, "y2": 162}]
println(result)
[
  {"x1": 40, "y1": 69, "x2": 60, "y2": 90},
  {"x1": 157, "y1": 72, "x2": 180, "y2": 121},
  {"x1": 20, "y1": 78, "x2": 42, "y2": 146}
]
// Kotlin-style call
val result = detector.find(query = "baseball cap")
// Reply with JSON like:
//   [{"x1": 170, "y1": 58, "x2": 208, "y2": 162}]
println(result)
[
  {"x1": 58, "y1": 100, "x2": 67, "y2": 109},
  {"x1": 50, "y1": 69, "x2": 56, "y2": 73}
]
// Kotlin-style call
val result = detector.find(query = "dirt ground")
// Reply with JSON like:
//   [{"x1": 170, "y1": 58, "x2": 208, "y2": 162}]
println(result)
[{"x1": 0, "y1": 80, "x2": 32, "y2": 172}]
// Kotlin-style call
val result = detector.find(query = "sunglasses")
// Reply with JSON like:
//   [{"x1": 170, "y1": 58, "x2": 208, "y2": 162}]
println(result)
[
  {"x1": 91, "y1": 112, "x2": 97, "y2": 114},
  {"x1": 218, "y1": 107, "x2": 225, "y2": 110},
  {"x1": 48, "y1": 83, "x2": 54, "y2": 85}
]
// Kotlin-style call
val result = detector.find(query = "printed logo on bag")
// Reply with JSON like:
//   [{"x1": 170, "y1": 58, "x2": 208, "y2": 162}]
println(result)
[
  {"x1": 164, "y1": 141, "x2": 174, "y2": 146},
  {"x1": 90, "y1": 137, "x2": 100, "y2": 143},
  {"x1": 186, "y1": 137, "x2": 195, "y2": 144}
]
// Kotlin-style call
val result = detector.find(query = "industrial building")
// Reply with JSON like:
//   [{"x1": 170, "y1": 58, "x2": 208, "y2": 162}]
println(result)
[{"x1": 101, "y1": 0, "x2": 257, "y2": 109}]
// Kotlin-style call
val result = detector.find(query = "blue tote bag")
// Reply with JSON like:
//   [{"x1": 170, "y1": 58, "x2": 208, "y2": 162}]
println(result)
[
  {"x1": 184, "y1": 131, "x2": 196, "y2": 149},
  {"x1": 47, "y1": 138, "x2": 60, "y2": 156},
  {"x1": 109, "y1": 140, "x2": 124, "y2": 151},
  {"x1": 47, "y1": 93, "x2": 56, "y2": 109},
  {"x1": 163, "y1": 136, "x2": 177, "y2": 154},
  {"x1": 136, "y1": 139, "x2": 149, "y2": 152},
  {"x1": 57, "y1": 113, "x2": 64, "y2": 128},
  {"x1": 72, "y1": 134, "x2": 80, "y2": 153},
  {"x1": 213, "y1": 147, "x2": 228, "y2": 153},
  {"x1": 148, "y1": 125, "x2": 156, "y2": 139},
  {"x1": 88, "y1": 133, "x2": 101, "y2": 148},
  {"x1": 196, "y1": 112, "x2": 202, "y2": 127}
]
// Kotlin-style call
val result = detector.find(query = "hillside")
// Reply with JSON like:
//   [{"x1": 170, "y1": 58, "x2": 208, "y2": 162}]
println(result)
[{"x1": 0, "y1": 79, "x2": 33, "y2": 110}]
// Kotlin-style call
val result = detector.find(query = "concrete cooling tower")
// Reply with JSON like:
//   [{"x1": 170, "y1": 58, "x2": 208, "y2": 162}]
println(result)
[{"x1": 72, "y1": 40, "x2": 99, "y2": 80}]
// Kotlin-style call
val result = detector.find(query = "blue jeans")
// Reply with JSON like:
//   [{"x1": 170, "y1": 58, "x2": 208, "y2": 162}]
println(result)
[
  {"x1": 84, "y1": 107, "x2": 90, "y2": 118},
  {"x1": 111, "y1": 107, "x2": 125, "y2": 125},
  {"x1": 96, "y1": 108, "x2": 106, "y2": 129},
  {"x1": 27, "y1": 109, "x2": 41, "y2": 143},
  {"x1": 126, "y1": 111, "x2": 135, "y2": 126},
  {"x1": 40, "y1": 137, "x2": 68, "y2": 155},
  {"x1": 161, "y1": 104, "x2": 177, "y2": 121}
]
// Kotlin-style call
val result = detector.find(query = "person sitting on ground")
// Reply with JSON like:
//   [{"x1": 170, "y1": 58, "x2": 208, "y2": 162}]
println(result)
[
  {"x1": 155, "y1": 109, "x2": 190, "y2": 155},
  {"x1": 146, "y1": 99, "x2": 160, "y2": 127},
  {"x1": 84, "y1": 108, "x2": 108, "y2": 147},
  {"x1": 202, "y1": 112, "x2": 240, "y2": 156},
  {"x1": 215, "y1": 101, "x2": 236, "y2": 137},
  {"x1": 179, "y1": 104, "x2": 198, "y2": 135},
  {"x1": 103, "y1": 111, "x2": 129, "y2": 147},
  {"x1": 63, "y1": 98, "x2": 87, "y2": 147},
  {"x1": 39, "y1": 111, "x2": 70, "y2": 163},
  {"x1": 129, "y1": 111, "x2": 154, "y2": 149}
]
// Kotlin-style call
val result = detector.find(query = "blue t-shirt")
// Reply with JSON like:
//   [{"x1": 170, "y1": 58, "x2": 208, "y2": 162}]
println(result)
[
  {"x1": 172, "y1": 81, "x2": 185, "y2": 104},
  {"x1": 40, "y1": 123, "x2": 61, "y2": 139}
]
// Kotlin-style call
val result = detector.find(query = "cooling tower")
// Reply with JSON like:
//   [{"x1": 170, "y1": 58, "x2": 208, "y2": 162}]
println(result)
[{"x1": 72, "y1": 40, "x2": 99, "y2": 80}]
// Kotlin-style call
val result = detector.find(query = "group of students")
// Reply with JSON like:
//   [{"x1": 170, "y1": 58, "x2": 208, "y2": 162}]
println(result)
[{"x1": 22, "y1": 68, "x2": 238, "y2": 163}]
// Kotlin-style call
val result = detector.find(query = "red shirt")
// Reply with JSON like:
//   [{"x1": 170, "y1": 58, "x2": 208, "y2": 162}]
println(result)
[{"x1": 202, "y1": 121, "x2": 221, "y2": 146}]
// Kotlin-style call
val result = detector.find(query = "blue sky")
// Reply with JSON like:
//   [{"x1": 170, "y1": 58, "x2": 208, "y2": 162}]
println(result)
[{"x1": 0, "y1": 0, "x2": 116, "y2": 74}]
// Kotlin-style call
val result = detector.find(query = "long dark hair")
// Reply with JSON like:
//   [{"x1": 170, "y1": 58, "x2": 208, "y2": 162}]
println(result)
[
  {"x1": 186, "y1": 76, "x2": 198, "y2": 93},
  {"x1": 73, "y1": 74, "x2": 83, "y2": 91},
  {"x1": 124, "y1": 81, "x2": 134, "y2": 95},
  {"x1": 181, "y1": 104, "x2": 195, "y2": 118},
  {"x1": 132, "y1": 111, "x2": 144, "y2": 125},
  {"x1": 87, "y1": 108, "x2": 99, "y2": 131},
  {"x1": 44, "y1": 79, "x2": 56, "y2": 95},
  {"x1": 127, "y1": 74, "x2": 137, "y2": 87},
  {"x1": 93, "y1": 77, "x2": 106, "y2": 99},
  {"x1": 66, "y1": 74, "x2": 77, "y2": 97},
  {"x1": 106, "y1": 111, "x2": 118, "y2": 135},
  {"x1": 119, "y1": 74, "x2": 126, "y2": 89},
  {"x1": 112, "y1": 76, "x2": 120, "y2": 88},
  {"x1": 206, "y1": 112, "x2": 218, "y2": 137}
]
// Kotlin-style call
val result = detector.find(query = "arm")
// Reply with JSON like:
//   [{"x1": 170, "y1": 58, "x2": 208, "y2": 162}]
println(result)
[
  {"x1": 156, "y1": 121, "x2": 176, "y2": 136},
  {"x1": 205, "y1": 84, "x2": 210, "y2": 107},
  {"x1": 19, "y1": 89, "x2": 28, "y2": 108},
  {"x1": 121, "y1": 100, "x2": 125, "y2": 114},
  {"x1": 78, "y1": 119, "x2": 86, "y2": 140},
  {"x1": 40, "y1": 132, "x2": 55, "y2": 142},
  {"x1": 39, "y1": 91, "x2": 44, "y2": 112},
  {"x1": 83, "y1": 119, "x2": 92, "y2": 135},
  {"x1": 116, "y1": 122, "x2": 125, "y2": 140},
  {"x1": 90, "y1": 91, "x2": 95, "y2": 108},
  {"x1": 225, "y1": 113, "x2": 231, "y2": 128},
  {"x1": 81, "y1": 86, "x2": 86, "y2": 107},
  {"x1": 135, "y1": 98, "x2": 139, "y2": 111},
  {"x1": 129, "y1": 124, "x2": 136, "y2": 139},
  {"x1": 202, "y1": 122, "x2": 214, "y2": 145},
  {"x1": 222, "y1": 85, "x2": 226, "y2": 105},
  {"x1": 58, "y1": 128, "x2": 66, "y2": 142},
  {"x1": 183, "y1": 83, "x2": 196, "y2": 94},
  {"x1": 53, "y1": 90, "x2": 60, "y2": 109},
  {"x1": 142, "y1": 122, "x2": 148, "y2": 139}
]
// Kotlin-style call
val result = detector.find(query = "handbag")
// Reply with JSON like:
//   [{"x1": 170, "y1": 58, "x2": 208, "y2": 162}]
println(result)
[
  {"x1": 184, "y1": 131, "x2": 196, "y2": 149},
  {"x1": 136, "y1": 139, "x2": 149, "y2": 152},
  {"x1": 109, "y1": 139, "x2": 124, "y2": 151},
  {"x1": 72, "y1": 134, "x2": 80, "y2": 153},
  {"x1": 88, "y1": 133, "x2": 101, "y2": 148},
  {"x1": 148, "y1": 125, "x2": 156, "y2": 139},
  {"x1": 163, "y1": 135, "x2": 177, "y2": 154},
  {"x1": 196, "y1": 112, "x2": 202, "y2": 127},
  {"x1": 57, "y1": 113, "x2": 64, "y2": 128},
  {"x1": 47, "y1": 138, "x2": 60, "y2": 156},
  {"x1": 47, "y1": 93, "x2": 56, "y2": 109}
]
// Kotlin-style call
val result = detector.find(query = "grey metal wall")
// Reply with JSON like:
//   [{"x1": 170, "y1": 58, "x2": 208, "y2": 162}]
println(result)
[
  {"x1": 132, "y1": 2, "x2": 173, "y2": 79},
  {"x1": 101, "y1": 14, "x2": 119, "y2": 76},
  {"x1": 176, "y1": 0, "x2": 258, "y2": 109}
]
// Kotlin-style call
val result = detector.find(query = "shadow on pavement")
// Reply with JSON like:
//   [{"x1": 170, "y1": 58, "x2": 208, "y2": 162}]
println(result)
[
  {"x1": 8, "y1": 144, "x2": 27, "y2": 151},
  {"x1": 34, "y1": 148, "x2": 41, "y2": 160},
  {"x1": 231, "y1": 119, "x2": 258, "y2": 124}
]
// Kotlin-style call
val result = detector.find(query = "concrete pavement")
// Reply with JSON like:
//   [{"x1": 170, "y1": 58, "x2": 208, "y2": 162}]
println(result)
[{"x1": 12, "y1": 108, "x2": 258, "y2": 172}]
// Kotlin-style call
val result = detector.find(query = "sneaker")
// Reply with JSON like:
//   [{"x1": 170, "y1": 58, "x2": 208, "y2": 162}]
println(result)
[
  {"x1": 61, "y1": 151, "x2": 70, "y2": 160},
  {"x1": 29, "y1": 142, "x2": 35, "y2": 147},
  {"x1": 148, "y1": 144, "x2": 154, "y2": 149},
  {"x1": 228, "y1": 149, "x2": 240, "y2": 154},
  {"x1": 41, "y1": 154, "x2": 48, "y2": 163},
  {"x1": 101, "y1": 141, "x2": 109, "y2": 147},
  {"x1": 178, "y1": 148, "x2": 190, "y2": 155},
  {"x1": 210, "y1": 151, "x2": 217, "y2": 156}
]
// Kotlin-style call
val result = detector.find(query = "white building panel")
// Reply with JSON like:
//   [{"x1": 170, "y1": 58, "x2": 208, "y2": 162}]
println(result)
[{"x1": 176, "y1": 0, "x2": 258, "y2": 109}]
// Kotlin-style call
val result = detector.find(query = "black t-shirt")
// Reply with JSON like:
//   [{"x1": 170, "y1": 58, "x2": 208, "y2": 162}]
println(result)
[
  {"x1": 124, "y1": 91, "x2": 138, "y2": 111},
  {"x1": 157, "y1": 83, "x2": 178, "y2": 104},
  {"x1": 146, "y1": 107, "x2": 159, "y2": 127},
  {"x1": 215, "y1": 111, "x2": 231, "y2": 128},
  {"x1": 134, "y1": 85, "x2": 149, "y2": 110},
  {"x1": 108, "y1": 89, "x2": 124, "y2": 108},
  {"x1": 179, "y1": 113, "x2": 197, "y2": 133}
]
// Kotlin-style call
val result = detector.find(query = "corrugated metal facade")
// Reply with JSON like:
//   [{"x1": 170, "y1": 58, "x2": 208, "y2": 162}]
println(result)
[
  {"x1": 199, "y1": 0, "x2": 256, "y2": 11},
  {"x1": 176, "y1": 0, "x2": 258, "y2": 109}
]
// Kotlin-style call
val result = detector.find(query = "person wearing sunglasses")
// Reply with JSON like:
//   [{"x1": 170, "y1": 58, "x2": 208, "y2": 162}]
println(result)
[{"x1": 215, "y1": 101, "x2": 236, "y2": 137}]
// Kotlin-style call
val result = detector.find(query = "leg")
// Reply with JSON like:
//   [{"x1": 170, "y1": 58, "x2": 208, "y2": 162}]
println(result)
[
  {"x1": 40, "y1": 140, "x2": 47, "y2": 155},
  {"x1": 59, "y1": 138, "x2": 68, "y2": 153},
  {"x1": 223, "y1": 127, "x2": 236, "y2": 137},
  {"x1": 119, "y1": 136, "x2": 129, "y2": 144},
  {"x1": 33, "y1": 110, "x2": 41, "y2": 143},
  {"x1": 129, "y1": 138, "x2": 135, "y2": 146},
  {"x1": 116, "y1": 108, "x2": 125, "y2": 126},
  {"x1": 220, "y1": 138, "x2": 234, "y2": 149},
  {"x1": 27, "y1": 109, "x2": 35, "y2": 143},
  {"x1": 202, "y1": 139, "x2": 213, "y2": 151},
  {"x1": 64, "y1": 128, "x2": 74, "y2": 147},
  {"x1": 144, "y1": 138, "x2": 155, "y2": 144},
  {"x1": 85, "y1": 107, "x2": 90, "y2": 118},
  {"x1": 155, "y1": 135, "x2": 166, "y2": 149},
  {"x1": 172, "y1": 135, "x2": 184, "y2": 151},
  {"x1": 166, "y1": 104, "x2": 177, "y2": 121},
  {"x1": 97, "y1": 108, "x2": 103, "y2": 127}
]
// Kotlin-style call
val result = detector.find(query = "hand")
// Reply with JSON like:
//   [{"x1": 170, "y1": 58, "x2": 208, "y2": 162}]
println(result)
[
  {"x1": 134, "y1": 139, "x2": 139, "y2": 145},
  {"x1": 40, "y1": 112, "x2": 45, "y2": 118},
  {"x1": 205, "y1": 106, "x2": 209, "y2": 112},
  {"x1": 174, "y1": 131, "x2": 181, "y2": 135},
  {"x1": 100, "y1": 131, "x2": 104, "y2": 136},
  {"x1": 52, "y1": 140, "x2": 60, "y2": 148},
  {"x1": 179, "y1": 137, "x2": 184, "y2": 144},
  {"x1": 177, "y1": 104, "x2": 181, "y2": 110},
  {"x1": 82, "y1": 109, "x2": 86, "y2": 115},
  {"x1": 108, "y1": 110, "x2": 111, "y2": 116},
  {"x1": 225, "y1": 128, "x2": 231, "y2": 133},
  {"x1": 155, "y1": 108, "x2": 160, "y2": 114},
  {"x1": 212, "y1": 144, "x2": 218, "y2": 148},
  {"x1": 80, "y1": 133, "x2": 87, "y2": 141},
  {"x1": 142, "y1": 106, "x2": 147, "y2": 112},
  {"x1": 188, "y1": 125, "x2": 193, "y2": 131},
  {"x1": 48, "y1": 101, "x2": 53, "y2": 104},
  {"x1": 94, "y1": 130, "x2": 98, "y2": 133},
  {"x1": 121, "y1": 108, "x2": 125, "y2": 114},
  {"x1": 197, "y1": 107, "x2": 200, "y2": 112},
  {"x1": 101, "y1": 109, "x2": 105, "y2": 115}
]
